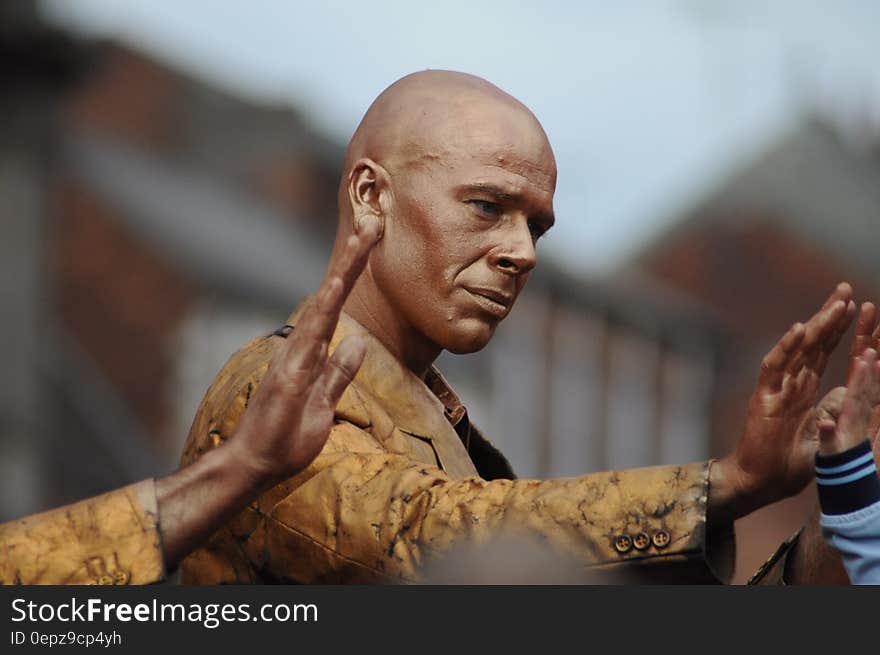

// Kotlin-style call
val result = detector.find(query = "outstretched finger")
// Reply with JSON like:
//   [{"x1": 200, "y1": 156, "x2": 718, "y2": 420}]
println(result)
[
  {"x1": 323, "y1": 216, "x2": 382, "y2": 298},
  {"x1": 759, "y1": 322, "x2": 806, "y2": 392},
  {"x1": 787, "y1": 300, "x2": 851, "y2": 378},
  {"x1": 805, "y1": 283, "x2": 854, "y2": 370},
  {"x1": 282, "y1": 219, "x2": 379, "y2": 371},
  {"x1": 313, "y1": 335, "x2": 367, "y2": 410},
  {"x1": 848, "y1": 302, "x2": 878, "y2": 382},
  {"x1": 803, "y1": 300, "x2": 858, "y2": 379},
  {"x1": 307, "y1": 223, "x2": 378, "y2": 327},
  {"x1": 276, "y1": 277, "x2": 343, "y2": 381},
  {"x1": 802, "y1": 299, "x2": 851, "y2": 351},
  {"x1": 820, "y1": 282, "x2": 853, "y2": 311},
  {"x1": 781, "y1": 300, "x2": 844, "y2": 375},
  {"x1": 299, "y1": 237, "x2": 370, "y2": 335},
  {"x1": 825, "y1": 300, "x2": 858, "y2": 355}
]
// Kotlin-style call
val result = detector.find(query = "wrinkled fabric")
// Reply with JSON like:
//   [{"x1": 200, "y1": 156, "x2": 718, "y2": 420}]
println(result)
[
  {"x1": 0, "y1": 479, "x2": 164, "y2": 585},
  {"x1": 821, "y1": 501, "x2": 880, "y2": 584},
  {"x1": 180, "y1": 308, "x2": 734, "y2": 584}
]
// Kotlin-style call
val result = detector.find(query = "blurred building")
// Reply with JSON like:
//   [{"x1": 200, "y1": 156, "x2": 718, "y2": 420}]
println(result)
[
  {"x1": 1, "y1": 2, "x2": 341, "y2": 517},
  {"x1": 9, "y1": 1, "x2": 878, "y2": 587},
  {"x1": 2, "y1": 0, "x2": 93, "y2": 520},
  {"x1": 623, "y1": 116, "x2": 880, "y2": 580},
  {"x1": 1, "y1": 3, "x2": 721, "y2": 532}
]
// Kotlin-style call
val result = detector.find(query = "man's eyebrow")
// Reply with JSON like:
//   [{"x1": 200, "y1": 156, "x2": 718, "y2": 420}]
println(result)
[
  {"x1": 462, "y1": 183, "x2": 555, "y2": 227},
  {"x1": 463, "y1": 182, "x2": 517, "y2": 202}
]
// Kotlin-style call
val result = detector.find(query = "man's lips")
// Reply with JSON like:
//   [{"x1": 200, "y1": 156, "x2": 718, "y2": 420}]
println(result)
[{"x1": 462, "y1": 286, "x2": 513, "y2": 318}]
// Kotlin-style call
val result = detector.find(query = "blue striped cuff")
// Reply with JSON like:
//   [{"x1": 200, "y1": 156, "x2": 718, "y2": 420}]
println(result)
[{"x1": 816, "y1": 440, "x2": 880, "y2": 515}]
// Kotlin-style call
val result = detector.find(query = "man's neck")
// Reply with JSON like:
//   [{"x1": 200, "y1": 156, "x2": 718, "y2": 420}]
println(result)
[{"x1": 343, "y1": 282, "x2": 441, "y2": 380}]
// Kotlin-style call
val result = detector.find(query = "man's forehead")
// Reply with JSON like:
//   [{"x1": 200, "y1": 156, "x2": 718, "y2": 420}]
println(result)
[
  {"x1": 403, "y1": 100, "x2": 556, "y2": 188},
  {"x1": 456, "y1": 156, "x2": 556, "y2": 198},
  {"x1": 346, "y1": 70, "x2": 556, "y2": 194},
  {"x1": 431, "y1": 128, "x2": 556, "y2": 192}
]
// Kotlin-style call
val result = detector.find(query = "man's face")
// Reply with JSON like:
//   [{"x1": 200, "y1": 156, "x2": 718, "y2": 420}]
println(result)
[{"x1": 372, "y1": 105, "x2": 556, "y2": 355}]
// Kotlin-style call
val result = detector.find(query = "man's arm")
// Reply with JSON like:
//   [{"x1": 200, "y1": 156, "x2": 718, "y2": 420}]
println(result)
[
  {"x1": 0, "y1": 222, "x2": 380, "y2": 584},
  {"x1": 155, "y1": 226, "x2": 377, "y2": 569},
  {"x1": 178, "y1": 284, "x2": 857, "y2": 585},
  {"x1": 184, "y1": 406, "x2": 728, "y2": 584}
]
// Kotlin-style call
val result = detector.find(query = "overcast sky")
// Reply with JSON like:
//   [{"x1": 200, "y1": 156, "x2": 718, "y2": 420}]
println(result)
[{"x1": 42, "y1": 0, "x2": 880, "y2": 275}]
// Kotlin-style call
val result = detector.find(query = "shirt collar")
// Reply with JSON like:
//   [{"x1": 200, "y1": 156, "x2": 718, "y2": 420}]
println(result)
[{"x1": 286, "y1": 303, "x2": 466, "y2": 438}]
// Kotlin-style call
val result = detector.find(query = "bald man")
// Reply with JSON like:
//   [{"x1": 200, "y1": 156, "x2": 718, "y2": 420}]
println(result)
[
  {"x1": 178, "y1": 70, "x2": 866, "y2": 584},
  {"x1": 0, "y1": 226, "x2": 377, "y2": 584}
]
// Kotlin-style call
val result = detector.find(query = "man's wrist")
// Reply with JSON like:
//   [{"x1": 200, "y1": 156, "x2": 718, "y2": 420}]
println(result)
[
  {"x1": 156, "y1": 439, "x2": 272, "y2": 569},
  {"x1": 707, "y1": 457, "x2": 758, "y2": 527}
]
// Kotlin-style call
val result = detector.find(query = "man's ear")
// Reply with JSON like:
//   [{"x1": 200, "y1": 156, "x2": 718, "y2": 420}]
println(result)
[{"x1": 347, "y1": 158, "x2": 388, "y2": 240}]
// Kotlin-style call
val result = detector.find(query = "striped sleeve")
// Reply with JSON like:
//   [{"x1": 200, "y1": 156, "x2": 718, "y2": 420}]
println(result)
[{"x1": 815, "y1": 440, "x2": 880, "y2": 516}]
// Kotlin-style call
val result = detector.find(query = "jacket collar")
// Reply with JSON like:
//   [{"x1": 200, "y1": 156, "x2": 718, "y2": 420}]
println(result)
[{"x1": 286, "y1": 303, "x2": 465, "y2": 439}]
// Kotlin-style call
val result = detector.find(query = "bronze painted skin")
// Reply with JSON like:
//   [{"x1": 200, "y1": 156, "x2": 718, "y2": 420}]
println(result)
[
  {"x1": 181, "y1": 307, "x2": 733, "y2": 584},
  {"x1": 179, "y1": 70, "x2": 868, "y2": 585},
  {"x1": 0, "y1": 228, "x2": 378, "y2": 585}
]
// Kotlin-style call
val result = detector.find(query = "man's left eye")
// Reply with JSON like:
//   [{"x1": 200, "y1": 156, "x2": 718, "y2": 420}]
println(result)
[{"x1": 469, "y1": 200, "x2": 501, "y2": 216}]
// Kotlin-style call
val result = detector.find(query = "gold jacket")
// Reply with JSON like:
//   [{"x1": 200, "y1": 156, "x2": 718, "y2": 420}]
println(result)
[
  {"x1": 0, "y1": 479, "x2": 164, "y2": 585},
  {"x1": 180, "y1": 307, "x2": 739, "y2": 584}
]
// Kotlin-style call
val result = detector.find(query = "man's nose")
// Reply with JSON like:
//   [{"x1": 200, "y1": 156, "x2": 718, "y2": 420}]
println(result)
[{"x1": 488, "y1": 221, "x2": 537, "y2": 276}]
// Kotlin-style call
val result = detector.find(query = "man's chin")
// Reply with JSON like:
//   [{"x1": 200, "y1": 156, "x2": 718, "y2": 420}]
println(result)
[{"x1": 441, "y1": 320, "x2": 497, "y2": 354}]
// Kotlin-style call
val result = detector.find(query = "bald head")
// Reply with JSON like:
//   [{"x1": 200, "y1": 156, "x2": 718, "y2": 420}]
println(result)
[
  {"x1": 337, "y1": 70, "x2": 557, "y2": 373},
  {"x1": 339, "y1": 70, "x2": 555, "y2": 223}
]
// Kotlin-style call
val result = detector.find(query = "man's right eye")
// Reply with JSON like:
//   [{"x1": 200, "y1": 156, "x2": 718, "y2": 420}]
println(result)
[{"x1": 469, "y1": 200, "x2": 501, "y2": 217}]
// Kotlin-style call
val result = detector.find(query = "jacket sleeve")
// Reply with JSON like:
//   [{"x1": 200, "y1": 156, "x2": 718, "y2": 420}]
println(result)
[
  {"x1": 0, "y1": 479, "x2": 165, "y2": 585},
  {"x1": 179, "y1": 336, "x2": 734, "y2": 584},
  {"x1": 188, "y1": 420, "x2": 733, "y2": 584}
]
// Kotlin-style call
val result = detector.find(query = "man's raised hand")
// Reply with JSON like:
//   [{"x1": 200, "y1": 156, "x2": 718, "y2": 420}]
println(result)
[
  {"x1": 709, "y1": 283, "x2": 856, "y2": 523},
  {"x1": 229, "y1": 217, "x2": 381, "y2": 488}
]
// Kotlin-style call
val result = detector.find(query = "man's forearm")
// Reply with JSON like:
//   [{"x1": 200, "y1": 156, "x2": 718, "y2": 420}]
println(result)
[{"x1": 156, "y1": 440, "x2": 269, "y2": 570}]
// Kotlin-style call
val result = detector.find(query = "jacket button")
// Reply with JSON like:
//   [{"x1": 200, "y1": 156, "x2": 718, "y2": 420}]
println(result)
[
  {"x1": 614, "y1": 535, "x2": 633, "y2": 554},
  {"x1": 652, "y1": 530, "x2": 671, "y2": 549},
  {"x1": 97, "y1": 574, "x2": 115, "y2": 585},
  {"x1": 633, "y1": 531, "x2": 650, "y2": 550}
]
